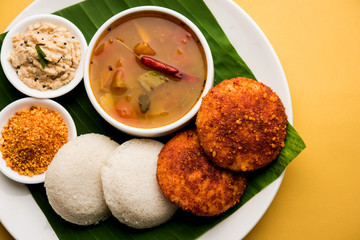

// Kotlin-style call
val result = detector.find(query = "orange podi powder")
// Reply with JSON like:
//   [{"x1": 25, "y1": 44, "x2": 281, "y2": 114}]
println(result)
[{"x1": 0, "y1": 106, "x2": 68, "y2": 177}]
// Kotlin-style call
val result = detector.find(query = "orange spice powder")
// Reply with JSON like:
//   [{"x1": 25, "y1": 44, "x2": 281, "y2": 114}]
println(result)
[{"x1": 0, "y1": 106, "x2": 68, "y2": 177}]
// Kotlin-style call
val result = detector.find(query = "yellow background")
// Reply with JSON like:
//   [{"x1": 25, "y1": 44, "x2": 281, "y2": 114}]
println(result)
[{"x1": 1, "y1": 0, "x2": 360, "y2": 239}]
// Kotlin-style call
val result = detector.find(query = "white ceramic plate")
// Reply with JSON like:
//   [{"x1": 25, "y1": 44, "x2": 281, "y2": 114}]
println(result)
[{"x1": 0, "y1": 0, "x2": 293, "y2": 239}]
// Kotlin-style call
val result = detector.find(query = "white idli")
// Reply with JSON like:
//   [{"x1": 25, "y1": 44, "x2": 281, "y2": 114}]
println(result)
[
  {"x1": 102, "y1": 139, "x2": 178, "y2": 229},
  {"x1": 45, "y1": 133, "x2": 119, "y2": 225}
]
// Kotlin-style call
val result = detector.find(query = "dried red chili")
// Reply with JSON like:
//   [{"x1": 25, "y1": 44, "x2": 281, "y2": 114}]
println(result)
[
  {"x1": 139, "y1": 55, "x2": 199, "y2": 82},
  {"x1": 114, "y1": 38, "x2": 200, "y2": 82}
]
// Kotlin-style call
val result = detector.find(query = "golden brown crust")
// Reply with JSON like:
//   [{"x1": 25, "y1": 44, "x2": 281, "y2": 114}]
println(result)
[
  {"x1": 156, "y1": 129, "x2": 247, "y2": 216},
  {"x1": 196, "y1": 77, "x2": 287, "y2": 171}
]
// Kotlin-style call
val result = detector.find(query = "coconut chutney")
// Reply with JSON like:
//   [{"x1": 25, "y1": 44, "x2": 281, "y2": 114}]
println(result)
[{"x1": 8, "y1": 22, "x2": 81, "y2": 91}]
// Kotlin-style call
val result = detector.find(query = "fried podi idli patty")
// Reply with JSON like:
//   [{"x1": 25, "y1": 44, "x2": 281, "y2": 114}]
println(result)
[
  {"x1": 156, "y1": 129, "x2": 247, "y2": 216},
  {"x1": 196, "y1": 77, "x2": 287, "y2": 171}
]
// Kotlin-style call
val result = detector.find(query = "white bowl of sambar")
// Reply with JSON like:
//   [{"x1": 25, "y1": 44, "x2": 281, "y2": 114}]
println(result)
[{"x1": 84, "y1": 6, "x2": 214, "y2": 137}]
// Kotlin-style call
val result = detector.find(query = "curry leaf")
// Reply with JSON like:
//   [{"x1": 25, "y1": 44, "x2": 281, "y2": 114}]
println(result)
[{"x1": 35, "y1": 44, "x2": 48, "y2": 69}]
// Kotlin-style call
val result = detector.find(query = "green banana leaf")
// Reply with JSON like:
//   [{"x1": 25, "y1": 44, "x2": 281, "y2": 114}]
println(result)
[{"x1": 0, "y1": 0, "x2": 306, "y2": 239}]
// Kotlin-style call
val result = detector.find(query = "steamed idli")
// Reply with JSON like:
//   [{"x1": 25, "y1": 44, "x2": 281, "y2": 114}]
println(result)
[
  {"x1": 45, "y1": 133, "x2": 119, "y2": 225},
  {"x1": 102, "y1": 139, "x2": 178, "y2": 229}
]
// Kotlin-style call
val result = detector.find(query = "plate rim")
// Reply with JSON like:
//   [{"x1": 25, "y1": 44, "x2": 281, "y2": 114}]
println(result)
[{"x1": 0, "y1": 0, "x2": 292, "y2": 239}]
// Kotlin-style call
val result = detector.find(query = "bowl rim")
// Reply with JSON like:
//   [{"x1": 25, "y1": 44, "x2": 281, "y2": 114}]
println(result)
[
  {"x1": 84, "y1": 6, "x2": 214, "y2": 137},
  {"x1": 0, "y1": 13, "x2": 88, "y2": 99},
  {"x1": 0, "y1": 97, "x2": 77, "y2": 184}
]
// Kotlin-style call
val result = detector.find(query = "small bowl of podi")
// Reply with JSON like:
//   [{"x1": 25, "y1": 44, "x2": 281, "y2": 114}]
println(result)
[
  {"x1": 0, "y1": 98, "x2": 77, "y2": 184},
  {"x1": 0, "y1": 14, "x2": 87, "y2": 99},
  {"x1": 84, "y1": 6, "x2": 214, "y2": 137}
]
